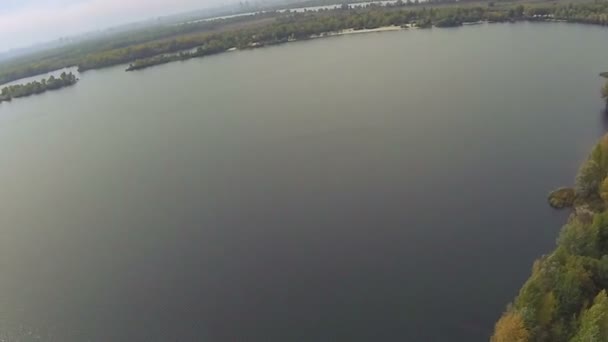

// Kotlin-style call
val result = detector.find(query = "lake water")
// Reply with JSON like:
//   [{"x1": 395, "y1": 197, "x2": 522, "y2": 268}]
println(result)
[{"x1": 1, "y1": 22, "x2": 608, "y2": 341}]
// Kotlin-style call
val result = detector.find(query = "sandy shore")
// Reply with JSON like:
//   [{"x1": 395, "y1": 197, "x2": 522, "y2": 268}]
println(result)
[
  {"x1": 337, "y1": 25, "x2": 410, "y2": 35},
  {"x1": 310, "y1": 25, "x2": 413, "y2": 39}
]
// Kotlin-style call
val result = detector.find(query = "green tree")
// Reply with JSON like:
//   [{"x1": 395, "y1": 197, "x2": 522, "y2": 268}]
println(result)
[
  {"x1": 576, "y1": 160, "x2": 602, "y2": 198},
  {"x1": 558, "y1": 219, "x2": 599, "y2": 258},
  {"x1": 554, "y1": 257, "x2": 595, "y2": 318},
  {"x1": 602, "y1": 80, "x2": 608, "y2": 113},
  {"x1": 571, "y1": 290, "x2": 608, "y2": 342},
  {"x1": 590, "y1": 137, "x2": 608, "y2": 176}
]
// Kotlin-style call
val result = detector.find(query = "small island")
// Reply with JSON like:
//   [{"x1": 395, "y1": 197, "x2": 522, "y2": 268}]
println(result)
[{"x1": 0, "y1": 72, "x2": 78, "y2": 103}]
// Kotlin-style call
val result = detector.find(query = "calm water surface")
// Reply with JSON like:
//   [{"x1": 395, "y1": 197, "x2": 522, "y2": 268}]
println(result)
[{"x1": 2, "y1": 22, "x2": 608, "y2": 341}]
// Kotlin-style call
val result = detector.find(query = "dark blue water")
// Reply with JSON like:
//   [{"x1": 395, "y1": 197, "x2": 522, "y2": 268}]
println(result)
[{"x1": 1, "y1": 22, "x2": 607, "y2": 341}]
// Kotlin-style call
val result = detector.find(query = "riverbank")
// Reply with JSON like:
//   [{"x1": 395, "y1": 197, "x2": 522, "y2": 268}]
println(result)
[
  {"x1": 492, "y1": 134, "x2": 608, "y2": 341},
  {"x1": 126, "y1": 25, "x2": 411, "y2": 72}
]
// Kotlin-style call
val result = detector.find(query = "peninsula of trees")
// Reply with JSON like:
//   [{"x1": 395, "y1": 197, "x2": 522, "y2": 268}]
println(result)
[
  {"x1": 0, "y1": 72, "x2": 78, "y2": 103},
  {"x1": 6, "y1": 0, "x2": 608, "y2": 84},
  {"x1": 492, "y1": 133, "x2": 608, "y2": 341}
]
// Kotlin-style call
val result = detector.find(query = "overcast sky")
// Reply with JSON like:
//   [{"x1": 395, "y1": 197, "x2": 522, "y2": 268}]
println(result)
[{"x1": 0, "y1": 0, "x2": 230, "y2": 52}]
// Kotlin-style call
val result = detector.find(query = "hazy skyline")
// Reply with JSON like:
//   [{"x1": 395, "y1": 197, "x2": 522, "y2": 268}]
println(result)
[{"x1": 0, "y1": 0, "x2": 233, "y2": 52}]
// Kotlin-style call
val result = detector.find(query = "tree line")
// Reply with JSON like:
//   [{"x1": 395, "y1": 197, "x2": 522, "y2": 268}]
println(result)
[
  {"x1": 62, "y1": 2, "x2": 608, "y2": 74},
  {"x1": 0, "y1": 72, "x2": 78, "y2": 103},
  {"x1": 6, "y1": 0, "x2": 608, "y2": 84},
  {"x1": 121, "y1": 4, "x2": 538, "y2": 71}
]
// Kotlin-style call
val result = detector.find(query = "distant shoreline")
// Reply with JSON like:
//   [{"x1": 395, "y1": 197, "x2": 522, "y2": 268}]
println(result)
[
  {"x1": 3, "y1": 0, "x2": 608, "y2": 90},
  {"x1": 125, "y1": 25, "x2": 413, "y2": 72}
]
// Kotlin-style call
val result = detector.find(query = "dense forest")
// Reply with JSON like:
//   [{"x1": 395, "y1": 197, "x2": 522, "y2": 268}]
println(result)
[
  {"x1": 6, "y1": 0, "x2": 608, "y2": 82},
  {"x1": 492, "y1": 134, "x2": 608, "y2": 342},
  {"x1": 0, "y1": 72, "x2": 78, "y2": 103}
]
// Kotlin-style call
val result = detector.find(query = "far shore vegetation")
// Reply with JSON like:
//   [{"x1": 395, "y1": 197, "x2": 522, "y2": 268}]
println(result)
[
  {"x1": 0, "y1": 72, "x2": 78, "y2": 103},
  {"x1": 5, "y1": 0, "x2": 608, "y2": 84}
]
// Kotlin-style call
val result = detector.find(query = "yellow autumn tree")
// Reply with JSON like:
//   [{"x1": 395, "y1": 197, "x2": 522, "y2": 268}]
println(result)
[
  {"x1": 600, "y1": 178, "x2": 608, "y2": 203},
  {"x1": 538, "y1": 292, "x2": 557, "y2": 326},
  {"x1": 491, "y1": 310, "x2": 529, "y2": 342}
]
